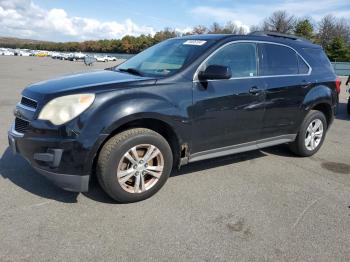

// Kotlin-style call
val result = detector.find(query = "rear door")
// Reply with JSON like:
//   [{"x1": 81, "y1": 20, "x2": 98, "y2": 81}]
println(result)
[{"x1": 258, "y1": 43, "x2": 311, "y2": 138}]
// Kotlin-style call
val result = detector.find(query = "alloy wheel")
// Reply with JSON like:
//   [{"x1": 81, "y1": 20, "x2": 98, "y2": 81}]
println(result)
[
  {"x1": 117, "y1": 144, "x2": 164, "y2": 193},
  {"x1": 305, "y1": 119, "x2": 324, "y2": 151}
]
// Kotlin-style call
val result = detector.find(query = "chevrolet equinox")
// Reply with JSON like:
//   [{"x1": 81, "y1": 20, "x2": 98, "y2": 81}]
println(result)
[{"x1": 8, "y1": 32, "x2": 340, "y2": 203}]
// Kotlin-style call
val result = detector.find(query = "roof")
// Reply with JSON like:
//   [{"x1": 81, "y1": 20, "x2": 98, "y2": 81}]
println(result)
[
  {"x1": 179, "y1": 34, "x2": 231, "y2": 41},
  {"x1": 178, "y1": 33, "x2": 320, "y2": 48}
]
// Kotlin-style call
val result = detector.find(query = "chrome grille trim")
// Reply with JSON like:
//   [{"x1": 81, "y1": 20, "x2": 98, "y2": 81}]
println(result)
[
  {"x1": 14, "y1": 117, "x2": 30, "y2": 134},
  {"x1": 20, "y1": 96, "x2": 38, "y2": 110},
  {"x1": 17, "y1": 102, "x2": 36, "y2": 112},
  {"x1": 9, "y1": 123, "x2": 24, "y2": 137}
]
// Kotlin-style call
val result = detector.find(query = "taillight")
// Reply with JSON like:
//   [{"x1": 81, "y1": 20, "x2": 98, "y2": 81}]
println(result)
[{"x1": 335, "y1": 78, "x2": 341, "y2": 94}]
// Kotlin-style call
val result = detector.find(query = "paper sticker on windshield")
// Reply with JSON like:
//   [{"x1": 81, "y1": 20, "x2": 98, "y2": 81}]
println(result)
[{"x1": 183, "y1": 40, "x2": 207, "y2": 46}]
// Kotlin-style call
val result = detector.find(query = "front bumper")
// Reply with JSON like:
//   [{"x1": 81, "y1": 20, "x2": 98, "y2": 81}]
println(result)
[
  {"x1": 34, "y1": 167, "x2": 90, "y2": 192},
  {"x1": 8, "y1": 123, "x2": 107, "y2": 192}
]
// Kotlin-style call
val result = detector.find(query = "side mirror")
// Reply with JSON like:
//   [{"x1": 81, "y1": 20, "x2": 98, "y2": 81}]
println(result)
[{"x1": 198, "y1": 65, "x2": 232, "y2": 81}]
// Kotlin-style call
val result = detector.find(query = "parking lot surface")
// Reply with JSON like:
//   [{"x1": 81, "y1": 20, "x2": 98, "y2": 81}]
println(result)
[{"x1": 0, "y1": 56, "x2": 349, "y2": 262}]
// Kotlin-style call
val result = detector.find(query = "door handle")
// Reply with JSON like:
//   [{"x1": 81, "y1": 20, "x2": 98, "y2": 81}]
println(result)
[{"x1": 249, "y1": 86, "x2": 262, "y2": 95}]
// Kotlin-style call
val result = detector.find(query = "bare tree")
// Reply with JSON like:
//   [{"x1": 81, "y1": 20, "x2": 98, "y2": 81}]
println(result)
[
  {"x1": 191, "y1": 25, "x2": 208, "y2": 35},
  {"x1": 249, "y1": 25, "x2": 261, "y2": 33},
  {"x1": 223, "y1": 21, "x2": 247, "y2": 34},
  {"x1": 209, "y1": 22, "x2": 224, "y2": 34},
  {"x1": 334, "y1": 18, "x2": 350, "y2": 44},
  {"x1": 317, "y1": 15, "x2": 350, "y2": 48},
  {"x1": 317, "y1": 15, "x2": 337, "y2": 47},
  {"x1": 263, "y1": 10, "x2": 296, "y2": 33}
]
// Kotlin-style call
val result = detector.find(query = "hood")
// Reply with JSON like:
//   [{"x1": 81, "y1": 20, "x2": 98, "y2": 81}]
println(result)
[{"x1": 22, "y1": 70, "x2": 156, "y2": 100}]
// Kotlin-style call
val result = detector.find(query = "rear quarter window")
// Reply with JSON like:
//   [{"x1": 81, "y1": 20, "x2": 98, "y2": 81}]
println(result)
[
  {"x1": 297, "y1": 56, "x2": 310, "y2": 74},
  {"x1": 301, "y1": 48, "x2": 334, "y2": 74}
]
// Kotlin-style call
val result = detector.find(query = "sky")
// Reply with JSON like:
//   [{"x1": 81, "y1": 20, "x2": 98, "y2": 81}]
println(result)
[{"x1": 0, "y1": 0, "x2": 349, "y2": 42}]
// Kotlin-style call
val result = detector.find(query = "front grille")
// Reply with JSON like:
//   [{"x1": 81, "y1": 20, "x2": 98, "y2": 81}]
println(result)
[
  {"x1": 20, "y1": 96, "x2": 37, "y2": 109},
  {"x1": 14, "y1": 117, "x2": 30, "y2": 133}
]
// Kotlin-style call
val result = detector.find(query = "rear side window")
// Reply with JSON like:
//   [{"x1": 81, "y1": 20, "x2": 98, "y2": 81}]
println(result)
[{"x1": 259, "y1": 43, "x2": 299, "y2": 76}]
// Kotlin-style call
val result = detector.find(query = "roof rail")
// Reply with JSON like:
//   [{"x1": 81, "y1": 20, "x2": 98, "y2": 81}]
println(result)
[{"x1": 249, "y1": 31, "x2": 310, "y2": 42}]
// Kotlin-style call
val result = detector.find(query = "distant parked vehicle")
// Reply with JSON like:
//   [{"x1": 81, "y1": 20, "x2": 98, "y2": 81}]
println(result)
[
  {"x1": 2, "y1": 50, "x2": 14, "y2": 56},
  {"x1": 95, "y1": 55, "x2": 109, "y2": 62},
  {"x1": 74, "y1": 52, "x2": 86, "y2": 60},
  {"x1": 60, "y1": 53, "x2": 73, "y2": 60},
  {"x1": 36, "y1": 52, "x2": 49, "y2": 57},
  {"x1": 67, "y1": 52, "x2": 86, "y2": 61},
  {"x1": 51, "y1": 52, "x2": 61, "y2": 59},
  {"x1": 19, "y1": 51, "x2": 31, "y2": 57},
  {"x1": 106, "y1": 56, "x2": 117, "y2": 61}
]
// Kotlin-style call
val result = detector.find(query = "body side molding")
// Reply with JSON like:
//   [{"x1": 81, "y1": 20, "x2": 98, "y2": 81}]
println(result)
[{"x1": 188, "y1": 134, "x2": 296, "y2": 163}]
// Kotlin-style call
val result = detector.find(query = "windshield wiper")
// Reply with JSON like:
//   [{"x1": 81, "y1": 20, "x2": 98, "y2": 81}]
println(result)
[{"x1": 118, "y1": 68, "x2": 143, "y2": 76}]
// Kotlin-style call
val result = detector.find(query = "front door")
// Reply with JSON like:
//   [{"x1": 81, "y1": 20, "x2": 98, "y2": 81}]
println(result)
[{"x1": 190, "y1": 42, "x2": 266, "y2": 153}]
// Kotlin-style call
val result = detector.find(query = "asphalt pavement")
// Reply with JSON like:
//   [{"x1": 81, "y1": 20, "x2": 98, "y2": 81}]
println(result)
[{"x1": 0, "y1": 56, "x2": 349, "y2": 262}]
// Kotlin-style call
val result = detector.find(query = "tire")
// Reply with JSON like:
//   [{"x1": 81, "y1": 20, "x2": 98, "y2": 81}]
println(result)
[
  {"x1": 97, "y1": 128, "x2": 173, "y2": 203},
  {"x1": 347, "y1": 98, "x2": 350, "y2": 115},
  {"x1": 289, "y1": 110, "x2": 327, "y2": 157}
]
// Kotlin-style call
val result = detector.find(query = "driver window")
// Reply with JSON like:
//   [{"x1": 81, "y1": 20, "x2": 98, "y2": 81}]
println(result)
[{"x1": 204, "y1": 43, "x2": 257, "y2": 78}]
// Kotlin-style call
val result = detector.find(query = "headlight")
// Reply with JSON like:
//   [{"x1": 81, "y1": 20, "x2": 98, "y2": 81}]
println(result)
[{"x1": 38, "y1": 94, "x2": 95, "y2": 125}]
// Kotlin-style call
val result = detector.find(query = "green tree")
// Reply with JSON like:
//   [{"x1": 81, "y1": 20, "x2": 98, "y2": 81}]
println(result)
[
  {"x1": 294, "y1": 19, "x2": 314, "y2": 40},
  {"x1": 326, "y1": 36, "x2": 350, "y2": 62},
  {"x1": 153, "y1": 28, "x2": 177, "y2": 44}
]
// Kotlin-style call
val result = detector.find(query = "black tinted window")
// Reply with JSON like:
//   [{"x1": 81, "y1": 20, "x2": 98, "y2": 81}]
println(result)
[
  {"x1": 298, "y1": 56, "x2": 309, "y2": 74},
  {"x1": 302, "y1": 48, "x2": 334, "y2": 73},
  {"x1": 117, "y1": 39, "x2": 215, "y2": 77},
  {"x1": 259, "y1": 44, "x2": 298, "y2": 75},
  {"x1": 204, "y1": 43, "x2": 257, "y2": 77}
]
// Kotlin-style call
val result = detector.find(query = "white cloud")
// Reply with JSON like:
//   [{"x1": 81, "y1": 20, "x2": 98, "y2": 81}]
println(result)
[
  {"x1": 175, "y1": 27, "x2": 193, "y2": 34},
  {"x1": 191, "y1": 0, "x2": 350, "y2": 28},
  {"x1": 0, "y1": 0, "x2": 156, "y2": 41},
  {"x1": 190, "y1": 6, "x2": 256, "y2": 31}
]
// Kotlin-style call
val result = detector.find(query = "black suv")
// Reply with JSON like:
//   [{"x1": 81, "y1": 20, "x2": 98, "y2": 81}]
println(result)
[{"x1": 8, "y1": 32, "x2": 339, "y2": 202}]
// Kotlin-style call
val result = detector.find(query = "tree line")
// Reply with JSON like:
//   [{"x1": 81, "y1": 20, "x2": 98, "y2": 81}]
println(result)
[
  {"x1": 251, "y1": 11, "x2": 350, "y2": 62},
  {"x1": 2, "y1": 10, "x2": 350, "y2": 61}
]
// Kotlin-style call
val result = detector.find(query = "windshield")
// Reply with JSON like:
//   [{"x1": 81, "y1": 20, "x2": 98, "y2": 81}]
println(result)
[{"x1": 116, "y1": 39, "x2": 213, "y2": 77}]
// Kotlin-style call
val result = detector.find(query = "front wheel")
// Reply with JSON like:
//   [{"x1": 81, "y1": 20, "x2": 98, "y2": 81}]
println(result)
[
  {"x1": 289, "y1": 110, "x2": 327, "y2": 157},
  {"x1": 97, "y1": 128, "x2": 173, "y2": 203},
  {"x1": 347, "y1": 98, "x2": 350, "y2": 115}
]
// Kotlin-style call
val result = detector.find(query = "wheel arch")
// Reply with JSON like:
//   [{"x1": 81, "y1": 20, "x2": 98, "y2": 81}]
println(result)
[
  {"x1": 302, "y1": 85, "x2": 336, "y2": 128},
  {"x1": 311, "y1": 103, "x2": 333, "y2": 127},
  {"x1": 91, "y1": 116, "x2": 185, "y2": 177}
]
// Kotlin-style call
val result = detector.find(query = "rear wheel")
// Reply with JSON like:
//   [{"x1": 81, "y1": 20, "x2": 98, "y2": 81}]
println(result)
[
  {"x1": 289, "y1": 110, "x2": 327, "y2": 157},
  {"x1": 97, "y1": 128, "x2": 173, "y2": 203},
  {"x1": 347, "y1": 98, "x2": 350, "y2": 115}
]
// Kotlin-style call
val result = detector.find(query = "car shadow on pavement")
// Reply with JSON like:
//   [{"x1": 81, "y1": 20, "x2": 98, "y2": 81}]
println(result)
[
  {"x1": 171, "y1": 150, "x2": 267, "y2": 177},
  {"x1": 0, "y1": 147, "x2": 79, "y2": 203},
  {"x1": 261, "y1": 144, "x2": 296, "y2": 157},
  {"x1": 83, "y1": 149, "x2": 269, "y2": 204},
  {"x1": 336, "y1": 102, "x2": 349, "y2": 121},
  {"x1": 0, "y1": 145, "x2": 293, "y2": 204}
]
